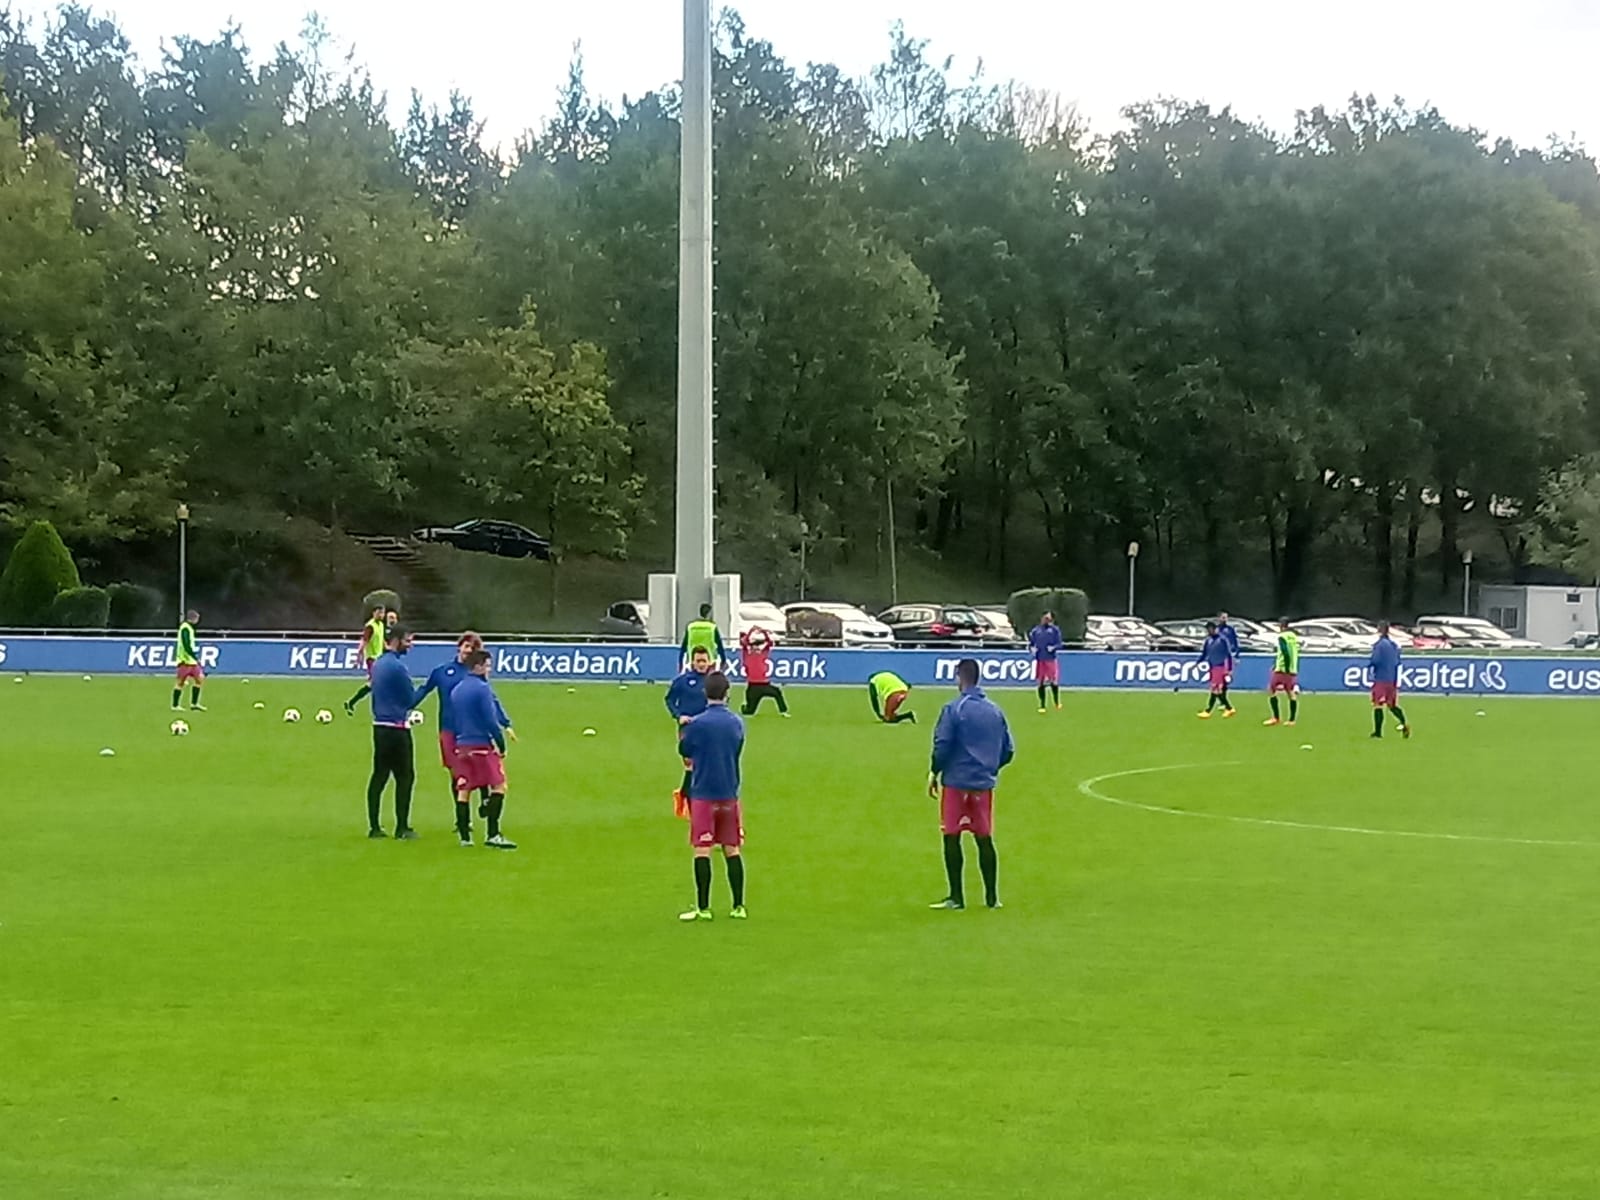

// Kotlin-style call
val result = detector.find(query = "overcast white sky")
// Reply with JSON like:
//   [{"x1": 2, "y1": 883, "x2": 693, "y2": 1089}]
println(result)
[{"x1": 19, "y1": 1, "x2": 1600, "y2": 150}]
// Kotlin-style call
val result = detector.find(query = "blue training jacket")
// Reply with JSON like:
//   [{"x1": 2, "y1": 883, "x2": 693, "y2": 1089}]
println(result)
[
  {"x1": 1369, "y1": 636, "x2": 1402, "y2": 684},
  {"x1": 370, "y1": 652, "x2": 417, "y2": 727},
  {"x1": 665, "y1": 668, "x2": 710, "y2": 721},
  {"x1": 452, "y1": 674, "x2": 507, "y2": 752},
  {"x1": 1028, "y1": 623, "x2": 1064, "y2": 662},
  {"x1": 414, "y1": 661, "x2": 513, "y2": 735},
  {"x1": 931, "y1": 686, "x2": 1016, "y2": 792},
  {"x1": 678, "y1": 703, "x2": 745, "y2": 802}
]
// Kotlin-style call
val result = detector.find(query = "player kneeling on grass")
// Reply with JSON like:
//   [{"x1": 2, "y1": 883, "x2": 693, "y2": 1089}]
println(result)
[
  {"x1": 929, "y1": 658, "x2": 1015, "y2": 911},
  {"x1": 678, "y1": 672, "x2": 747, "y2": 922},
  {"x1": 452, "y1": 649, "x2": 517, "y2": 849},
  {"x1": 739, "y1": 626, "x2": 789, "y2": 716},
  {"x1": 868, "y1": 670, "x2": 916, "y2": 724},
  {"x1": 1196, "y1": 622, "x2": 1236, "y2": 718},
  {"x1": 1264, "y1": 621, "x2": 1300, "y2": 726}
]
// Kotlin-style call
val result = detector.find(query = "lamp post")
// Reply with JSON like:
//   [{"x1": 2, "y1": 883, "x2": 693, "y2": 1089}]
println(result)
[
  {"x1": 1462, "y1": 548, "x2": 1473, "y2": 617},
  {"x1": 176, "y1": 503, "x2": 190, "y2": 621},
  {"x1": 1126, "y1": 540, "x2": 1140, "y2": 616}
]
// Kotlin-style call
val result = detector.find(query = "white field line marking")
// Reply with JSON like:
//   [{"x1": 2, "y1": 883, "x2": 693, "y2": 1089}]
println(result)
[{"x1": 1076, "y1": 762, "x2": 1600, "y2": 849}]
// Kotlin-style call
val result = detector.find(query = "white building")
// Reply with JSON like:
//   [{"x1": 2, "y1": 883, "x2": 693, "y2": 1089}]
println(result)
[{"x1": 1477, "y1": 584, "x2": 1600, "y2": 648}]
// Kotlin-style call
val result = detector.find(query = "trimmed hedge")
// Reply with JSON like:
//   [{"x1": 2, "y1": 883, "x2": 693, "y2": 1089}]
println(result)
[
  {"x1": 1008, "y1": 587, "x2": 1089, "y2": 644},
  {"x1": 362, "y1": 588, "x2": 402, "y2": 621},
  {"x1": 47, "y1": 585, "x2": 111, "y2": 628},
  {"x1": 0, "y1": 520, "x2": 82, "y2": 625},
  {"x1": 107, "y1": 581, "x2": 165, "y2": 629}
]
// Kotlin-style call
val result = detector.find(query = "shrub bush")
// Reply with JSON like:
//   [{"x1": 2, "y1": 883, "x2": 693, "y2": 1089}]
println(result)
[
  {"x1": 1007, "y1": 587, "x2": 1089, "y2": 644},
  {"x1": 362, "y1": 588, "x2": 402, "y2": 622},
  {"x1": 47, "y1": 585, "x2": 111, "y2": 628},
  {"x1": 0, "y1": 520, "x2": 82, "y2": 625},
  {"x1": 107, "y1": 581, "x2": 165, "y2": 629}
]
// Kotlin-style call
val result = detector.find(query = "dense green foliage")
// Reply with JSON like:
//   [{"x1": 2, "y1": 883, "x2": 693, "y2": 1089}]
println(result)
[
  {"x1": 7, "y1": 677, "x2": 1600, "y2": 1197},
  {"x1": 3, "y1": 7, "x2": 1600, "y2": 614},
  {"x1": 45, "y1": 582, "x2": 108, "y2": 626},
  {"x1": 1008, "y1": 586, "x2": 1089, "y2": 642},
  {"x1": 106, "y1": 580, "x2": 164, "y2": 628},
  {"x1": 0, "y1": 518, "x2": 80, "y2": 623}
]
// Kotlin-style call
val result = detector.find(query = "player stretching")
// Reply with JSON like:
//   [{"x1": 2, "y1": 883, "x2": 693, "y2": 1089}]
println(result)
[
  {"x1": 344, "y1": 605, "x2": 388, "y2": 716},
  {"x1": 366, "y1": 625, "x2": 418, "y2": 840},
  {"x1": 1264, "y1": 621, "x2": 1300, "y2": 726},
  {"x1": 1028, "y1": 611, "x2": 1063, "y2": 712},
  {"x1": 677, "y1": 672, "x2": 748, "y2": 922},
  {"x1": 452, "y1": 650, "x2": 517, "y2": 849},
  {"x1": 172, "y1": 609, "x2": 206, "y2": 711},
  {"x1": 928, "y1": 658, "x2": 1015, "y2": 911},
  {"x1": 868, "y1": 670, "x2": 916, "y2": 724},
  {"x1": 1369, "y1": 621, "x2": 1411, "y2": 740},
  {"x1": 739, "y1": 626, "x2": 789, "y2": 716},
  {"x1": 1196, "y1": 622, "x2": 1236, "y2": 718},
  {"x1": 666, "y1": 647, "x2": 715, "y2": 815}
]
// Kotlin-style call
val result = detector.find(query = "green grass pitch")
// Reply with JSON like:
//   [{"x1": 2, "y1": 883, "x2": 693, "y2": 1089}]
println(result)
[{"x1": 4, "y1": 675, "x2": 1600, "y2": 1198}]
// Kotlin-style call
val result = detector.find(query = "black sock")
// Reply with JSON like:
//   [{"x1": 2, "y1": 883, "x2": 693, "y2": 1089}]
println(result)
[
  {"x1": 694, "y1": 857, "x2": 712, "y2": 909},
  {"x1": 1037, "y1": 684, "x2": 1047, "y2": 708},
  {"x1": 1206, "y1": 693, "x2": 1217, "y2": 712},
  {"x1": 190, "y1": 686, "x2": 201, "y2": 706},
  {"x1": 347, "y1": 685, "x2": 370, "y2": 706},
  {"x1": 1269, "y1": 695, "x2": 1280, "y2": 719},
  {"x1": 775, "y1": 689, "x2": 788, "y2": 714},
  {"x1": 1390, "y1": 705, "x2": 1407, "y2": 728},
  {"x1": 726, "y1": 854, "x2": 745, "y2": 907},
  {"x1": 1289, "y1": 697, "x2": 1298, "y2": 721},
  {"x1": 1373, "y1": 708, "x2": 1384, "y2": 736},
  {"x1": 1220, "y1": 687, "x2": 1232, "y2": 710},
  {"x1": 171, "y1": 688, "x2": 181, "y2": 707},
  {"x1": 942, "y1": 834, "x2": 964, "y2": 904},
  {"x1": 1050, "y1": 684, "x2": 1059, "y2": 705},
  {"x1": 976, "y1": 836, "x2": 998, "y2": 906},
  {"x1": 486, "y1": 794, "x2": 504, "y2": 838},
  {"x1": 455, "y1": 799, "x2": 470, "y2": 837}
]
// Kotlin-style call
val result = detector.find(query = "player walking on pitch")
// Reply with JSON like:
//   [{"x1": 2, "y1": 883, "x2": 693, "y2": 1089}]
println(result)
[
  {"x1": 344, "y1": 605, "x2": 388, "y2": 716},
  {"x1": 451, "y1": 650, "x2": 517, "y2": 849},
  {"x1": 677, "y1": 672, "x2": 748, "y2": 922},
  {"x1": 1196, "y1": 622, "x2": 1236, "y2": 718},
  {"x1": 928, "y1": 658, "x2": 1015, "y2": 911},
  {"x1": 1369, "y1": 621, "x2": 1411, "y2": 740},
  {"x1": 1264, "y1": 621, "x2": 1300, "y2": 726},
  {"x1": 366, "y1": 625, "x2": 418, "y2": 840},
  {"x1": 1028, "y1": 612, "x2": 1064, "y2": 712},
  {"x1": 172, "y1": 609, "x2": 206, "y2": 711}
]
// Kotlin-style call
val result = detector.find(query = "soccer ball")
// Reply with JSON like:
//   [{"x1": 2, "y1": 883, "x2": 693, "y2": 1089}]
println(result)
[
  {"x1": 315, "y1": 709, "x2": 334, "y2": 724},
  {"x1": 170, "y1": 720, "x2": 189, "y2": 736},
  {"x1": 407, "y1": 710, "x2": 425, "y2": 727},
  {"x1": 283, "y1": 708, "x2": 301, "y2": 723}
]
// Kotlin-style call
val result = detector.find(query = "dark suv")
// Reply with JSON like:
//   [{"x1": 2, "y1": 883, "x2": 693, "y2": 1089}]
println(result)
[
  {"x1": 413, "y1": 519, "x2": 552, "y2": 560},
  {"x1": 877, "y1": 603, "x2": 1000, "y2": 648}
]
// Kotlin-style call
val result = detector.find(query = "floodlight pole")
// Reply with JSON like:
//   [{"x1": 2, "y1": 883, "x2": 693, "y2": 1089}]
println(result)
[
  {"x1": 1462, "y1": 549, "x2": 1473, "y2": 617},
  {"x1": 673, "y1": 0, "x2": 715, "y2": 629},
  {"x1": 177, "y1": 502, "x2": 190, "y2": 622},
  {"x1": 1126, "y1": 541, "x2": 1140, "y2": 616}
]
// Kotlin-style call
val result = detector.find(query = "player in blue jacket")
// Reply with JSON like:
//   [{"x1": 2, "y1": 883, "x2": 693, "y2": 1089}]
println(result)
[
  {"x1": 676, "y1": 672, "x2": 748, "y2": 922},
  {"x1": 928, "y1": 659, "x2": 1016, "y2": 910},
  {"x1": 665, "y1": 647, "x2": 715, "y2": 815},
  {"x1": 1368, "y1": 621, "x2": 1411, "y2": 740},
  {"x1": 1196, "y1": 622, "x2": 1236, "y2": 718}
]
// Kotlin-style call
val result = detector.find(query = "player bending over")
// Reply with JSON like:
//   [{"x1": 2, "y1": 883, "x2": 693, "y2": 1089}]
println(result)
[
  {"x1": 868, "y1": 670, "x2": 916, "y2": 724},
  {"x1": 928, "y1": 658, "x2": 1015, "y2": 911},
  {"x1": 677, "y1": 672, "x2": 748, "y2": 922},
  {"x1": 1196, "y1": 622, "x2": 1236, "y2": 718},
  {"x1": 1264, "y1": 620, "x2": 1300, "y2": 726}
]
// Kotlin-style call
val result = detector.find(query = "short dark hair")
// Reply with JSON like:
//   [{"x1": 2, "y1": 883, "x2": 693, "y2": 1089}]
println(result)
[
  {"x1": 464, "y1": 648, "x2": 491, "y2": 669},
  {"x1": 1205, "y1": 621, "x2": 1217, "y2": 632},
  {"x1": 956, "y1": 658, "x2": 980, "y2": 687},
  {"x1": 699, "y1": 603, "x2": 712, "y2": 618},
  {"x1": 705, "y1": 671, "x2": 730, "y2": 701},
  {"x1": 386, "y1": 625, "x2": 411, "y2": 646}
]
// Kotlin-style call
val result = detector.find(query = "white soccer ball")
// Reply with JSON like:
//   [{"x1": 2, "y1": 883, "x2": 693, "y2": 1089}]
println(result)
[
  {"x1": 170, "y1": 720, "x2": 190, "y2": 736},
  {"x1": 283, "y1": 708, "x2": 301, "y2": 723},
  {"x1": 82, "y1": 674, "x2": 93, "y2": 681},
  {"x1": 407, "y1": 710, "x2": 425, "y2": 727},
  {"x1": 315, "y1": 709, "x2": 334, "y2": 724}
]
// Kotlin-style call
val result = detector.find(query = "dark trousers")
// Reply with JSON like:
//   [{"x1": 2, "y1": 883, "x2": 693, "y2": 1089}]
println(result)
[
  {"x1": 742, "y1": 682, "x2": 788, "y2": 715},
  {"x1": 368, "y1": 725, "x2": 414, "y2": 832}
]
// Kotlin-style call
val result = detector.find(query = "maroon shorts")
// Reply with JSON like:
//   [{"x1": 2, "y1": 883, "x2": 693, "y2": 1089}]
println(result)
[
  {"x1": 689, "y1": 800, "x2": 743, "y2": 848},
  {"x1": 364, "y1": 658, "x2": 376, "y2": 681},
  {"x1": 884, "y1": 690, "x2": 909, "y2": 720},
  {"x1": 175, "y1": 663, "x2": 205, "y2": 685},
  {"x1": 454, "y1": 747, "x2": 507, "y2": 793},
  {"x1": 1208, "y1": 665, "x2": 1230, "y2": 692},
  {"x1": 941, "y1": 787, "x2": 994, "y2": 837},
  {"x1": 438, "y1": 730, "x2": 459, "y2": 769},
  {"x1": 1371, "y1": 682, "x2": 1399, "y2": 708},
  {"x1": 1268, "y1": 671, "x2": 1297, "y2": 694},
  {"x1": 1035, "y1": 659, "x2": 1060, "y2": 684}
]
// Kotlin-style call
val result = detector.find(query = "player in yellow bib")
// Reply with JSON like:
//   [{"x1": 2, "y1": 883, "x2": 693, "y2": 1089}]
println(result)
[
  {"x1": 172, "y1": 609, "x2": 206, "y2": 712},
  {"x1": 1264, "y1": 622, "x2": 1300, "y2": 726},
  {"x1": 868, "y1": 670, "x2": 915, "y2": 724},
  {"x1": 345, "y1": 605, "x2": 390, "y2": 715}
]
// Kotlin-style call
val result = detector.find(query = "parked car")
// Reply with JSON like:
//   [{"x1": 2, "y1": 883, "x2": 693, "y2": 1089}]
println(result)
[
  {"x1": 1402, "y1": 625, "x2": 1453, "y2": 650},
  {"x1": 600, "y1": 600, "x2": 650, "y2": 639},
  {"x1": 878, "y1": 603, "x2": 998, "y2": 648},
  {"x1": 736, "y1": 601, "x2": 790, "y2": 644},
  {"x1": 1286, "y1": 621, "x2": 1367, "y2": 653},
  {"x1": 1159, "y1": 618, "x2": 1274, "y2": 654},
  {"x1": 1412, "y1": 616, "x2": 1541, "y2": 650},
  {"x1": 973, "y1": 606, "x2": 1022, "y2": 645},
  {"x1": 414, "y1": 518, "x2": 553, "y2": 560},
  {"x1": 601, "y1": 600, "x2": 791, "y2": 646},
  {"x1": 781, "y1": 602, "x2": 895, "y2": 647},
  {"x1": 1085, "y1": 614, "x2": 1152, "y2": 651},
  {"x1": 1312, "y1": 616, "x2": 1413, "y2": 648},
  {"x1": 1564, "y1": 631, "x2": 1600, "y2": 651}
]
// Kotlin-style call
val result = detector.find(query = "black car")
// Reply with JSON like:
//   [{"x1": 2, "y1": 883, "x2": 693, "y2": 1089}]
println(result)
[
  {"x1": 877, "y1": 603, "x2": 1000, "y2": 647},
  {"x1": 413, "y1": 519, "x2": 552, "y2": 560}
]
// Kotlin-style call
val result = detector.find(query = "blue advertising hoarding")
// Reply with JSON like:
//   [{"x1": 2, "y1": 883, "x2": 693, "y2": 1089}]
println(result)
[{"x1": 1, "y1": 635, "x2": 1598, "y2": 696}]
